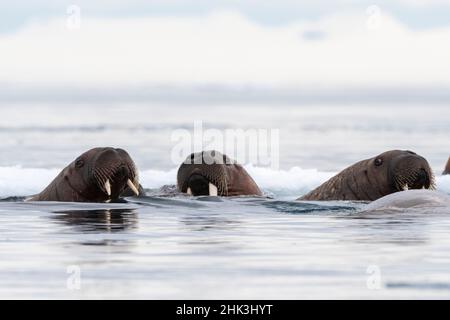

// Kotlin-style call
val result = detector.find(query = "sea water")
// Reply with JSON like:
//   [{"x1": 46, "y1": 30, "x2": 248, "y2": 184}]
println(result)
[{"x1": 0, "y1": 103, "x2": 450, "y2": 299}]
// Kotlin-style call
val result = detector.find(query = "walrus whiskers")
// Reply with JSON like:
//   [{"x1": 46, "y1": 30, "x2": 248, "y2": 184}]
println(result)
[{"x1": 394, "y1": 168, "x2": 435, "y2": 191}]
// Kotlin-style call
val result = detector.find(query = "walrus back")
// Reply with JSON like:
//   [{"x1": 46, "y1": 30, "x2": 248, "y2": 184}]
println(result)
[
  {"x1": 27, "y1": 170, "x2": 68, "y2": 201},
  {"x1": 298, "y1": 159, "x2": 371, "y2": 201},
  {"x1": 298, "y1": 168, "x2": 351, "y2": 201}
]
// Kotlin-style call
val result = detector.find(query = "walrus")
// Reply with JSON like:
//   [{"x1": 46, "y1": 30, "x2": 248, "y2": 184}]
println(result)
[
  {"x1": 29, "y1": 147, "x2": 141, "y2": 202},
  {"x1": 177, "y1": 150, "x2": 262, "y2": 196},
  {"x1": 443, "y1": 157, "x2": 450, "y2": 175},
  {"x1": 298, "y1": 150, "x2": 434, "y2": 201}
]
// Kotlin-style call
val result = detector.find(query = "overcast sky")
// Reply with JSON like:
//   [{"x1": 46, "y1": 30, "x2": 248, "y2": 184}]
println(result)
[{"x1": 1, "y1": 1, "x2": 450, "y2": 101}]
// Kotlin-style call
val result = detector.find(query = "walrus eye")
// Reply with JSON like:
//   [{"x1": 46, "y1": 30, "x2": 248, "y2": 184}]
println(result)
[
  {"x1": 374, "y1": 158, "x2": 384, "y2": 167},
  {"x1": 75, "y1": 159, "x2": 85, "y2": 168}
]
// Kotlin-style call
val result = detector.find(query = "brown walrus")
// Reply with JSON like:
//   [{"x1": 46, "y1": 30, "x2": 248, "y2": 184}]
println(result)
[
  {"x1": 443, "y1": 157, "x2": 450, "y2": 175},
  {"x1": 29, "y1": 147, "x2": 141, "y2": 202},
  {"x1": 177, "y1": 150, "x2": 262, "y2": 196},
  {"x1": 298, "y1": 150, "x2": 434, "y2": 201}
]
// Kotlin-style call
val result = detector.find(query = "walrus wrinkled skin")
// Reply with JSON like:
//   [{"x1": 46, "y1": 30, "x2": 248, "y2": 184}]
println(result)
[
  {"x1": 443, "y1": 157, "x2": 450, "y2": 175},
  {"x1": 29, "y1": 147, "x2": 141, "y2": 202},
  {"x1": 177, "y1": 150, "x2": 262, "y2": 196},
  {"x1": 298, "y1": 150, "x2": 434, "y2": 201}
]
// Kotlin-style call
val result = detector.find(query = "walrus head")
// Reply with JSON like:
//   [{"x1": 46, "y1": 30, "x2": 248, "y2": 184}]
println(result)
[
  {"x1": 66, "y1": 147, "x2": 140, "y2": 202},
  {"x1": 376, "y1": 150, "x2": 434, "y2": 192},
  {"x1": 177, "y1": 150, "x2": 262, "y2": 197},
  {"x1": 30, "y1": 147, "x2": 141, "y2": 202}
]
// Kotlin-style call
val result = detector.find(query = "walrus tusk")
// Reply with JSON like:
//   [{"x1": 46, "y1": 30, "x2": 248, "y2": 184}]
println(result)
[
  {"x1": 209, "y1": 183, "x2": 218, "y2": 196},
  {"x1": 104, "y1": 180, "x2": 111, "y2": 196},
  {"x1": 127, "y1": 179, "x2": 140, "y2": 196},
  {"x1": 187, "y1": 187, "x2": 192, "y2": 195},
  {"x1": 402, "y1": 184, "x2": 409, "y2": 191}
]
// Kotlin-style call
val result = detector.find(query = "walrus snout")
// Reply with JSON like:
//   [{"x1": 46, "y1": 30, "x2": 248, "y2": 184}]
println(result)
[
  {"x1": 179, "y1": 166, "x2": 221, "y2": 196},
  {"x1": 186, "y1": 173, "x2": 213, "y2": 196},
  {"x1": 415, "y1": 169, "x2": 431, "y2": 188},
  {"x1": 177, "y1": 150, "x2": 262, "y2": 197},
  {"x1": 390, "y1": 153, "x2": 434, "y2": 191},
  {"x1": 92, "y1": 148, "x2": 140, "y2": 198}
]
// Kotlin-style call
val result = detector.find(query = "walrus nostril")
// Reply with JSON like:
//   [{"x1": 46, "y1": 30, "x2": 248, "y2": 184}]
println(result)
[{"x1": 187, "y1": 174, "x2": 210, "y2": 196}]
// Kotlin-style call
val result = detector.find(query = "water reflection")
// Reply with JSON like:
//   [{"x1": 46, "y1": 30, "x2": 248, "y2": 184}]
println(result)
[
  {"x1": 262, "y1": 200, "x2": 359, "y2": 215},
  {"x1": 335, "y1": 211, "x2": 431, "y2": 245},
  {"x1": 180, "y1": 215, "x2": 240, "y2": 232},
  {"x1": 51, "y1": 208, "x2": 138, "y2": 233},
  {"x1": 175, "y1": 214, "x2": 245, "y2": 250},
  {"x1": 126, "y1": 195, "x2": 207, "y2": 208}
]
